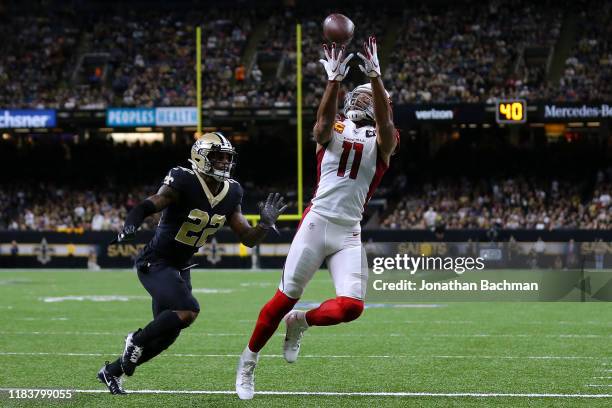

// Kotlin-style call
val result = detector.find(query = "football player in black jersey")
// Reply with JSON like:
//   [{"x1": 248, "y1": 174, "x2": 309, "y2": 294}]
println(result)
[{"x1": 97, "y1": 132, "x2": 287, "y2": 394}]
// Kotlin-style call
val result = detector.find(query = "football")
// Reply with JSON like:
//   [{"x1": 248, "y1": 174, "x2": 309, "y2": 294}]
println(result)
[{"x1": 323, "y1": 13, "x2": 354, "y2": 45}]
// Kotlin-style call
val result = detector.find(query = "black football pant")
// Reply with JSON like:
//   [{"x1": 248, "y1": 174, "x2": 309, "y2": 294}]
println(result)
[{"x1": 135, "y1": 262, "x2": 200, "y2": 366}]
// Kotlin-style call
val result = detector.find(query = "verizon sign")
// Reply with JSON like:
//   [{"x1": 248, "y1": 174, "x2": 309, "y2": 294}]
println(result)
[
  {"x1": 414, "y1": 108, "x2": 454, "y2": 120},
  {"x1": 544, "y1": 104, "x2": 612, "y2": 119}
]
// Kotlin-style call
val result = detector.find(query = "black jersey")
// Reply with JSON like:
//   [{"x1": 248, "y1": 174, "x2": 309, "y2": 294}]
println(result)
[{"x1": 141, "y1": 166, "x2": 243, "y2": 266}]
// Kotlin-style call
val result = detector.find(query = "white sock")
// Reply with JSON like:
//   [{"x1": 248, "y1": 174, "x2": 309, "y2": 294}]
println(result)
[
  {"x1": 243, "y1": 346, "x2": 259, "y2": 361},
  {"x1": 296, "y1": 310, "x2": 309, "y2": 328}
]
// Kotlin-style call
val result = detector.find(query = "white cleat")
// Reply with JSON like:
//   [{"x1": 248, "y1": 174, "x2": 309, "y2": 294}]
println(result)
[
  {"x1": 235, "y1": 347, "x2": 258, "y2": 400},
  {"x1": 283, "y1": 310, "x2": 308, "y2": 363}
]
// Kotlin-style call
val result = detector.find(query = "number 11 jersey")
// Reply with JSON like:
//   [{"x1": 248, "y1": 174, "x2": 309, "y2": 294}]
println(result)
[{"x1": 310, "y1": 118, "x2": 388, "y2": 224}]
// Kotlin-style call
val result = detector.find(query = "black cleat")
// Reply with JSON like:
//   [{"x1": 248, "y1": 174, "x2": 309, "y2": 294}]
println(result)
[
  {"x1": 97, "y1": 362, "x2": 126, "y2": 395},
  {"x1": 121, "y1": 331, "x2": 143, "y2": 376}
]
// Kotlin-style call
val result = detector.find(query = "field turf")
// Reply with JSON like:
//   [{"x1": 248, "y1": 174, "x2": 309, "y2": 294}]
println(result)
[{"x1": 0, "y1": 269, "x2": 611, "y2": 407}]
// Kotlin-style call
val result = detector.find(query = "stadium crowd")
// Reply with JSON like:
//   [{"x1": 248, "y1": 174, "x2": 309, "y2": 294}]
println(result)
[
  {"x1": 1, "y1": 174, "x2": 609, "y2": 231},
  {"x1": 0, "y1": 184, "x2": 158, "y2": 232},
  {"x1": 384, "y1": 2, "x2": 562, "y2": 104},
  {"x1": 381, "y1": 176, "x2": 611, "y2": 230},
  {"x1": 0, "y1": 14, "x2": 80, "y2": 109},
  {"x1": 1, "y1": 1, "x2": 609, "y2": 109},
  {"x1": 546, "y1": 2, "x2": 612, "y2": 101}
]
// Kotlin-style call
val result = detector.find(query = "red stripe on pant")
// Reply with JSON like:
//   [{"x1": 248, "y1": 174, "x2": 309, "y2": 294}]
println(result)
[
  {"x1": 248, "y1": 289, "x2": 298, "y2": 352},
  {"x1": 305, "y1": 296, "x2": 364, "y2": 326}
]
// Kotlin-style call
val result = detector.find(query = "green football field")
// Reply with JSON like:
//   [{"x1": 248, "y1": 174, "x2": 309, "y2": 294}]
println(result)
[{"x1": 0, "y1": 269, "x2": 611, "y2": 407}]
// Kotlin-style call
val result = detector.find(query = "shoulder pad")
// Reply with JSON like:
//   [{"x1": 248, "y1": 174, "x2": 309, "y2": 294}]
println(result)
[{"x1": 163, "y1": 166, "x2": 194, "y2": 191}]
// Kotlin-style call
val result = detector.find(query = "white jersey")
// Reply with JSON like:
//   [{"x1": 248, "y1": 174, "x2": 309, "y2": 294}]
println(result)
[{"x1": 310, "y1": 118, "x2": 388, "y2": 224}]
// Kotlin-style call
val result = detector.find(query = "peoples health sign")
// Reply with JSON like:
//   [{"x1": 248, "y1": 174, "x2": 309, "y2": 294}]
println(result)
[
  {"x1": 106, "y1": 107, "x2": 197, "y2": 127},
  {"x1": 106, "y1": 108, "x2": 155, "y2": 127},
  {"x1": 0, "y1": 110, "x2": 56, "y2": 128},
  {"x1": 155, "y1": 107, "x2": 198, "y2": 126}
]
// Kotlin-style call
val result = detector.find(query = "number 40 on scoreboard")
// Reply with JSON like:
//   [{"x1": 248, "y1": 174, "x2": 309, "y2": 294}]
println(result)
[{"x1": 496, "y1": 100, "x2": 527, "y2": 124}]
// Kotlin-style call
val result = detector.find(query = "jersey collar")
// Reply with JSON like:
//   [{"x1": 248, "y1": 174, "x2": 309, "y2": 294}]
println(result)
[{"x1": 194, "y1": 171, "x2": 229, "y2": 208}]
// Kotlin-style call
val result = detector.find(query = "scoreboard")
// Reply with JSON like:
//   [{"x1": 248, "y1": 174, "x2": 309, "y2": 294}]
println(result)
[{"x1": 496, "y1": 100, "x2": 527, "y2": 124}]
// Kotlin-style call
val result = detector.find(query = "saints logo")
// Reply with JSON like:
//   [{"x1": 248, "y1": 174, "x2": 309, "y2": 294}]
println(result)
[
  {"x1": 200, "y1": 237, "x2": 224, "y2": 265},
  {"x1": 33, "y1": 238, "x2": 54, "y2": 265}
]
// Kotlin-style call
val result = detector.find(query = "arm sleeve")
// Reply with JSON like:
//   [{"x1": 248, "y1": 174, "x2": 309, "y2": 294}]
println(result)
[{"x1": 124, "y1": 199, "x2": 157, "y2": 229}]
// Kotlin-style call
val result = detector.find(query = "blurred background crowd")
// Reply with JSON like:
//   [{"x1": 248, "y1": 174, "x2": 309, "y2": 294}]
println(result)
[{"x1": 1, "y1": 0, "x2": 610, "y2": 109}]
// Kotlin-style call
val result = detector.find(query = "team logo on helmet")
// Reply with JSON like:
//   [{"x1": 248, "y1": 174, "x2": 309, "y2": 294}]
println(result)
[{"x1": 189, "y1": 132, "x2": 236, "y2": 182}]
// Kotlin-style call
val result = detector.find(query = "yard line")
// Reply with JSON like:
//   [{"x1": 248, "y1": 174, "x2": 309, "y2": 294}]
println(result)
[
  {"x1": 1, "y1": 330, "x2": 610, "y2": 339},
  {"x1": 0, "y1": 331, "x2": 245, "y2": 336},
  {"x1": 433, "y1": 355, "x2": 603, "y2": 360},
  {"x1": 0, "y1": 388, "x2": 610, "y2": 398},
  {"x1": 587, "y1": 385, "x2": 612, "y2": 388},
  {"x1": 0, "y1": 351, "x2": 608, "y2": 361},
  {"x1": 592, "y1": 377, "x2": 612, "y2": 379},
  {"x1": 0, "y1": 352, "x2": 104, "y2": 357}
]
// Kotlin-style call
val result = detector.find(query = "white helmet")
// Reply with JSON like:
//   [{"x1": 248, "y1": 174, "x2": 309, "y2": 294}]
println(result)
[
  {"x1": 188, "y1": 132, "x2": 236, "y2": 182},
  {"x1": 343, "y1": 83, "x2": 391, "y2": 122}
]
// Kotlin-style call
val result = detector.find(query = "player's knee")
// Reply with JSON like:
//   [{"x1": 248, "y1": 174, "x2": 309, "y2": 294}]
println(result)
[
  {"x1": 281, "y1": 285, "x2": 303, "y2": 300},
  {"x1": 175, "y1": 310, "x2": 199, "y2": 327},
  {"x1": 338, "y1": 297, "x2": 364, "y2": 322}
]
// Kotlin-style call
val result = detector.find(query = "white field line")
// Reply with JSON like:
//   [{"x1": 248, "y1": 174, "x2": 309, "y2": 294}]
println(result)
[
  {"x1": 592, "y1": 377, "x2": 612, "y2": 379},
  {"x1": 0, "y1": 330, "x2": 610, "y2": 339},
  {"x1": 0, "y1": 351, "x2": 608, "y2": 361},
  {"x1": 348, "y1": 320, "x2": 612, "y2": 326},
  {"x1": 587, "y1": 385, "x2": 612, "y2": 388},
  {"x1": 0, "y1": 388, "x2": 610, "y2": 398}
]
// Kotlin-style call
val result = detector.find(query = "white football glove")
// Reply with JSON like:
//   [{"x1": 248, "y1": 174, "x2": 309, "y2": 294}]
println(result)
[
  {"x1": 319, "y1": 43, "x2": 354, "y2": 82},
  {"x1": 357, "y1": 36, "x2": 381, "y2": 78}
]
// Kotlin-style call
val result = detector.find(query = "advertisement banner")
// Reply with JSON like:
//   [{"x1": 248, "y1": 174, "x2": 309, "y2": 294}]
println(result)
[
  {"x1": 0, "y1": 109, "x2": 56, "y2": 128},
  {"x1": 538, "y1": 103, "x2": 612, "y2": 121},
  {"x1": 394, "y1": 104, "x2": 488, "y2": 125},
  {"x1": 106, "y1": 108, "x2": 155, "y2": 127},
  {"x1": 0, "y1": 231, "x2": 610, "y2": 269},
  {"x1": 155, "y1": 107, "x2": 198, "y2": 127}
]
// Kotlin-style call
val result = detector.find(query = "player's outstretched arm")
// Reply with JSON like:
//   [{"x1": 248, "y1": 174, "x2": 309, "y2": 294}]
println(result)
[
  {"x1": 313, "y1": 43, "x2": 353, "y2": 145},
  {"x1": 229, "y1": 193, "x2": 288, "y2": 248},
  {"x1": 111, "y1": 185, "x2": 178, "y2": 243},
  {"x1": 357, "y1": 36, "x2": 397, "y2": 162}
]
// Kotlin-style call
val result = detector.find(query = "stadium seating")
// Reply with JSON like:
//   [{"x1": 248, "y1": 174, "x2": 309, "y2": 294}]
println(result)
[
  {"x1": 381, "y1": 175, "x2": 611, "y2": 230},
  {"x1": 2, "y1": 2, "x2": 609, "y2": 108},
  {"x1": 384, "y1": 2, "x2": 562, "y2": 103},
  {"x1": 545, "y1": 2, "x2": 612, "y2": 101},
  {"x1": 2, "y1": 172, "x2": 610, "y2": 231}
]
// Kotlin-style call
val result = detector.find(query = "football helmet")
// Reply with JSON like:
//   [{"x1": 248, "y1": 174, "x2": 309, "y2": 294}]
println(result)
[
  {"x1": 343, "y1": 83, "x2": 391, "y2": 122},
  {"x1": 189, "y1": 132, "x2": 236, "y2": 182}
]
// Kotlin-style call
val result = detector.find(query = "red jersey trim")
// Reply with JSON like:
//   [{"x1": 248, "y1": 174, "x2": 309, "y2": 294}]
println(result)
[
  {"x1": 298, "y1": 146, "x2": 326, "y2": 230},
  {"x1": 363, "y1": 147, "x2": 389, "y2": 212}
]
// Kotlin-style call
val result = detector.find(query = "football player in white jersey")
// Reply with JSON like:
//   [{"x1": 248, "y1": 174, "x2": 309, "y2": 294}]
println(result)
[{"x1": 236, "y1": 36, "x2": 398, "y2": 400}]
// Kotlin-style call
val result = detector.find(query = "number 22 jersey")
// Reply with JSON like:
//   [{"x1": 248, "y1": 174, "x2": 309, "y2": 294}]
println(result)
[{"x1": 141, "y1": 166, "x2": 243, "y2": 266}]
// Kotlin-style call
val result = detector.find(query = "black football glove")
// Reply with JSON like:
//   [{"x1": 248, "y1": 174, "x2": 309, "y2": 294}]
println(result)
[
  {"x1": 259, "y1": 193, "x2": 288, "y2": 233},
  {"x1": 110, "y1": 225, "x2": 137, "y2": 244}
]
